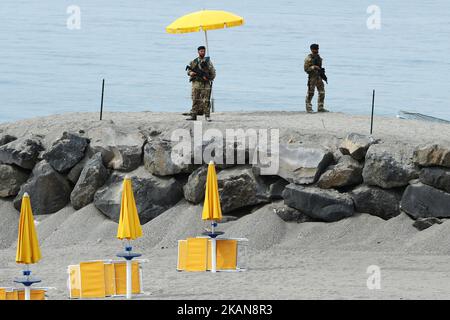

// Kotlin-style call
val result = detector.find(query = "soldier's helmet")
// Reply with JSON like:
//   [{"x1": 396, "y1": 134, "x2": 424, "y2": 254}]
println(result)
[{"x1": 310, "y1": 44, "x2": 319, "y2": 50}]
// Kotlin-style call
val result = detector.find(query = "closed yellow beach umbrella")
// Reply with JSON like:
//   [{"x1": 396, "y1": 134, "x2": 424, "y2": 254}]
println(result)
[
  {"x1": 202, "y1": 161, "x2": 222, "y2": 221},
  {"x1": 201, "y1": 161, "x2": 222, "y2": 273},
  {"x1": 16, "y1": 193, "x2": 41, "y2": 265},
  {"x1": 117, "y1": 177, "x2": 142, "y2": 240}
]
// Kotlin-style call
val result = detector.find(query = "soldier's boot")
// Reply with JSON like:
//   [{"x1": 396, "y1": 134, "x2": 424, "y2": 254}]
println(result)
[
  {"x1": 185, "y1": 113, "x2": 197, "y2": 121},
  {"x1": 205, "y1": 115, "x2": 212, "y2": 122}
]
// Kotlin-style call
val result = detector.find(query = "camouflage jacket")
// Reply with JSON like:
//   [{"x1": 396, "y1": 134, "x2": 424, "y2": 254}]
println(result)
[
  {"x1": 304, "y1": 53, "x2": 322, "y2": 77},
  {"x1": 187, "y1": 56, "x2": 216, "y2": 82}
]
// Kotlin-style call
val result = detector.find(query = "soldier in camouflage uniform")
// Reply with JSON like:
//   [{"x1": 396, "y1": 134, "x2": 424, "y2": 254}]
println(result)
[
  {"x1": 185, "y1": 46, "x2": 216, "y2": 121},
  {"x1": 304, "y1": 43, "x2": 328, "y2": 113}
]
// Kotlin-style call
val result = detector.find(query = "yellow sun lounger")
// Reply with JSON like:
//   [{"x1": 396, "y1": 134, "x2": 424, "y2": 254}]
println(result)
[
  {"x1": 177, "y1": 237, "x2": 248, "y2": 272},
  {"x1": 0, "y1": 287, "x2": 47, "y2": 300},
  {"x1": 67, "y1": 260, "x2": 143, "y2": 299}
]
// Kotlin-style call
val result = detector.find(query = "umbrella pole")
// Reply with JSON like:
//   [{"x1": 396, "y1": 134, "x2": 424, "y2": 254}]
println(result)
[
  {"x1": 203, "y1": 30, "x2": 215, "y2": 113},
  {"x1": 211, "y1": 222, "x2": 217, "y2": 273},
  {"x1": 24, "y1": 264, "x2": 30, "y2": 300},
  {"x1": 126, "y1": 240, "x2": 132, "y2": 299}
]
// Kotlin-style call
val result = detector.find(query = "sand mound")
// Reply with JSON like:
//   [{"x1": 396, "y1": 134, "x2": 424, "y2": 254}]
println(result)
[
  {"x1": 40, "y1": 204, "x2": 117, "y2": 248},
  {"x1": 135, "y1": 200, "x2": 204, "y2": 249},
  {"x1": 404, "y1": 219, "x2": 450, "y2": 255},
  {"x1": 0, "y1": 199, "x2": 19, "y2": 249},
  {"x1": 279, "y1": 212, "x2": 419, "y2": 252},
  {"x1": 37, "y1": 206, "x2": 76, "y2": 243},
  {"x1": 224, "y1": 204, "x2": 286, "y2": 251}
]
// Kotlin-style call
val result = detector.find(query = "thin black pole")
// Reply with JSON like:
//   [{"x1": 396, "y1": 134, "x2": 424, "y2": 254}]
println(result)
[
  {"x1": 370, "y1": 89, "x2": 375, "y2": 135},
  {"x1": 100, "y1": 79, "x2": 105, "y2": 121}
]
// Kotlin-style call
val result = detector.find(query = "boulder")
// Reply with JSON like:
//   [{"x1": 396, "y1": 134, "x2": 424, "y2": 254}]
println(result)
[
  {"x1": 183, "y1": 166, "x2": 208, "y2": 204},
  {"x1": 350, "y1": 185, "x2": 403, "y2": 220},
  {"x1": 217, "y1": 166, "x2": 269, "y2": 213},
  {"x1": 419, "y1": 167, "x2": 450, "y2": 193},
  {"x1": 317, "y1": 155, "x2": 363, "y2": 189},
  {"x1": 42, "y1": 132, "x2": 89, "y2": 173},
  {"x1": 362, "y1": 143, "x2": 419, "y2": 188},
  {"x1": 272, "y1": 203, "x2": 315, "y2": 223},
  {"x1": 255, "y1": 174, "x2": 289, "y2": 201},
  {"x1": 144, "y1": 138, "x2": 193, "y2": 176},
  {"x1": 0, "y1": 135, "x2": 44, "y2": 170},
  {"x1": 67, "y1": 154, "x2": 90, "y2": 185},
  {"x1": 87, "y1": 125, "x2": 145, "y2": 172},
  {"x1": 70, "y1": 153, "x2": 109, "y2": 210},
  {"x1": 282, "y1": 184, "x2": 354, "y2": 222},
  {"x1": 255, "y1": 143, "x2": 333, "y2": 185},
  {"x1": 94, "y1": 166, "x2": 183, "y2": 223},
  {"x1": 13, "y1": 161, "x2": 72, "y2": 215},
  {"x1": 413, "y1": 144, "x2": 450, "y2": 168},
  {"x1": 0, "y1": 164, "x2": 29, "y2": 197},
  {"x1": 339, "y1": 133, "x2": 375, "y2": 160},
  {"x1": 400, "y1": 183, "x2": 450, "y2": 218},
  {"x1": 0, "y1": 134, "x2": 17, "y2": 147},
  {"x1": 413, "y1": 217, "x2": 443, "y2": 231}
]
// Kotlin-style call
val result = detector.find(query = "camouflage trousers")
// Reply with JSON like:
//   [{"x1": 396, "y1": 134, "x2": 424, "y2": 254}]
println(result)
[
  {"x1": 305, "y1": 76, "x2": 325, "y2": 111},
  {"x1": 191, "y1": 81, "x2": 212, "y2": 117}
]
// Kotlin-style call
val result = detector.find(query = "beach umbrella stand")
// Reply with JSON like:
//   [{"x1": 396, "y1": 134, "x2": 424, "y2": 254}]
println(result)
[
  {"x1": 202, "y1": 226, "x2": 224, "y2": 273},
  {"x1": 116, "y1": 241, "x2": 141, "y2": 300},
  {"x1": 14, "y1": 265, "x2": 41, "y2": 300}
]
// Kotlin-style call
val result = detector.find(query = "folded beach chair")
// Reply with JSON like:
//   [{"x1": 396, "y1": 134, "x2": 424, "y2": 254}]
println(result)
[
  {"x1": 177, "y1": 237, "x2": 248, "y2": 272},
  {"x1": 0, "y1": 287, "x2": 47, "y2": 300},
  {"x1": 67, "y1": 260, "x2": 144, "y2": 299}
]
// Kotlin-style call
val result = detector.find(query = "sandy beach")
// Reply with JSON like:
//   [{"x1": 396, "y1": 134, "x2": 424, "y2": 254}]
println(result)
[{"x1": 1, "y1": 111, "x2": 450, "y2": 300}]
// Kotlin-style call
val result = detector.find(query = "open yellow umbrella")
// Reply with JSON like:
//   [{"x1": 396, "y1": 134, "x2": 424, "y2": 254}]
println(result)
[
  {"x1": 116, "y1": 176, "x2": 142, "y2": 299},
  {"x1": 166, "y1": 10, "x2": 244, "y2": 54},
  {"x1": 201, "y1": 161, "x2": 222, "y2": 272},
  {"x1": 15, "y1": 192, "x2": 42, "y2": 300}
]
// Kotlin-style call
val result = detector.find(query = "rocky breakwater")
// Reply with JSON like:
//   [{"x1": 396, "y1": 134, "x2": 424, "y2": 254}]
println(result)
[{"x1": 0, "y1": 120, "x2": 449, "y2": 232}]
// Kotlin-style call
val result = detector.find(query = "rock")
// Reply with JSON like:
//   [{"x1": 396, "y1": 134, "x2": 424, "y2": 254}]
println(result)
[
  {"x1": 413, "y1": 144, "x2": 450, "y2": 168},
  {"x1": 317, "y1": 155, "x2": 363, "y2": 189},
  {"x1": 339, "y1": 132, "x2": 375, "y2": 160},
  {"x1": 0, "y1": 135, "x2": 44, "y2": 170},
  {"x1": 0, "y1": 164, "x2": 29, "y2": 197},
  {"x1": 350, "y1": 185, "x2": 403, "y2": 220},
  {"x1": 217, "y1": 166, "x2": 270, "y2": 213},
  {"x1": 183, "y1": 166, "x2": 208, "y2": 204},
  {"x1": 419, "y1": 167, "x2": 450, "y2": 193},
  {"x1": 144, "y1": 139, "x2": 193, "y2": 176},
  {"x1": 413, "y1": 217, "x2": 443, "y2": 231},
  {"x1": 67, "y1": 154, "x2": 90, "y2": 185},
  {"x1": 94, "y1": 167, "x2": 183, "y2": 224},
  {"x1": 70, "y1": 153, "x2": 109, "y2": 210},
  {"x1": 400, "y1": 183, "x2": 450, "y2": 218},
  {"x1": 255, "y1": 143, "x2": 333, "y2": 185},
  {"x1": 42, "y1": 132, "x2": 89, "y2": 173},
  {"x1": 255, "y1": 174, "x2": 289, "y2": 201},
  {"x1": 13, "y1": 161, "x2": 72, "y2": 215},
  {"x1": 87, "y1": 125, "x2": 145, "y2": 172},
  {"x1": 272, "y1": 203, "x2": 315, "y2": 223},
  {"x1": 362, "y1": 143, "x2": 419, "y2": 188},
  {"x1": 0, "y1": 134, "x2": 17, "y2": 146},
  {"x1": 282, "y1": 184, "x2": 354, "y2": 222}
]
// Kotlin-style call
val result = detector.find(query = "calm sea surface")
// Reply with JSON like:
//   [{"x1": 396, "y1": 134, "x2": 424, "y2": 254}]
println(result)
[{"x1": 1, "y1": 0, "x2": 449, "y2": 123}]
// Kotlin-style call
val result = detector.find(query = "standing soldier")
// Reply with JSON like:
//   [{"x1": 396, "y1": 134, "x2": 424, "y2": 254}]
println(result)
[
  {"x1": 185, "y1": 46, "x2": 216, "y2": 121},
  {"x1": 304, "y1": 43, "x2": 328, "y2": 113}
]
